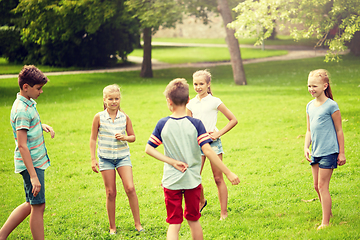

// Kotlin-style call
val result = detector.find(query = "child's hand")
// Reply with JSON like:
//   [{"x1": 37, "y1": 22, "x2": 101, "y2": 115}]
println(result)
[
  {"x1": 115, "y1": 133, "x2": 127, "y2": 141},
  {"x1": 91, "y1": 160, "x2": 99, "y2": 173},
  {"x1": 304, "y1": 149, "x2": 311, "y2": 162},
  {"x1": 173, "y1": 161, "x2": 188, "y2": 173},
  {"x1": 209, "y1": 131, "x2": 221, "y2": 140},
  {"x1": 30, "y1": 176, "x2": 41, "y2": 197},
  {"x1": 42, "y1": 124, "x2": 55, "y2": 138},
  {"x1": 337, "y1": 153, "x2": 346, "y2": 166},
  {"x1": 225, "y1": 172, "x2": 240, "y2": 185}
]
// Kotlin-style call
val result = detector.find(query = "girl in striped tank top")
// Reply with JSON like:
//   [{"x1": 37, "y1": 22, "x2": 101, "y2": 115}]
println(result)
[{"x1": 90, "y1": 84, "x2": 143, "y2": 235}]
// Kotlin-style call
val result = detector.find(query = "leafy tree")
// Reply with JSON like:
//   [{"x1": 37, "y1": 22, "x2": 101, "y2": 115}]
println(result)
[
  {"x1": 229, "y1": 0, "x2": 360, "y2": 61},
  {"x1": 13, "y1": 0, "x2": 139, "y2": 67},
  {"x1": 126, "y1": 0, "x2": 185, "y2": 77}
]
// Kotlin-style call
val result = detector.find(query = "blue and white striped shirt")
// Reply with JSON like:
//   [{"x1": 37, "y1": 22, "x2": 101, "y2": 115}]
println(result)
[{"x1": 97, "y1": 110, "x2": 130, "y2": 159}]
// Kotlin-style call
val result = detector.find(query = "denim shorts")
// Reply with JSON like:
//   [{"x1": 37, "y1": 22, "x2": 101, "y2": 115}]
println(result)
[
  {"x1": 20, "y1": 168, "x2": 45, "y2": 205},
  {"x1": 310, "y1": 153, "x2": 338, "y2": 169},
  {"x1": 98, "y1": 155, "x2": 132, "y2": 171},
  {"x1": 201, "y1": 138, "x2": 224, "y2": 156}
]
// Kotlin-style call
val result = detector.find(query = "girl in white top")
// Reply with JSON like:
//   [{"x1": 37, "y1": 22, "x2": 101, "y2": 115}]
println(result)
[
  {"x1": 187, "y1": 70, "x2": 238, "y2": 220},
  {"x1": 90, "y1": 84, "x2": 143, "y2": 234}
]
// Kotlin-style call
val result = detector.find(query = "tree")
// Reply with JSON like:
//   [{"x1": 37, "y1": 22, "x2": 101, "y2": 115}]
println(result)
[
  {"x1": 217, "y1": 0, "x2": 247, "y2": 85},
  {"x1": 126, "y1": 0, "x2": 185, "y2": 78},
  {"x1": 13, "y1": 0, "x2": 139, "y2": 67},
  {"x1": 185, "y1": 0, "x2": 247, "y2": 85},
  {"x1": 228, "y1": 0, "x2": 360, "y2": 61}
]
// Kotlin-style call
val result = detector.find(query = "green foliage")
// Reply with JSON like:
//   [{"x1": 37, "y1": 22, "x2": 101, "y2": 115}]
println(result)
[
  {"x1": 0, "y1": 55, "x2": 359, "y2": 239},
  {"x1": 0, "y1": 26, "x2": 27, "y2": 63},
  {"x1": 10, "y1": 0, "x2": 139, "y2": 67},
  {"x1": 229, "y1": 0, "x2": 360, "y2": 61}
]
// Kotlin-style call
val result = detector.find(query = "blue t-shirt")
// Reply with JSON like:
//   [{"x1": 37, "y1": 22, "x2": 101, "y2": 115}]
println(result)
[
  {"x1": 306, "y1": 98, "x2": 339, "y2": 157},
  {"x1": 147, "y1": 116, "x2": 212, "y2": 190}
]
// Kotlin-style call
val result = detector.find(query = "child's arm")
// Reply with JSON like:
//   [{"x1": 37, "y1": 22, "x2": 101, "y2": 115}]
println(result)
[
  {"x1": 145, "y1": 144, "x2": 188, "y2": 173},
  {"x1": 201, "y1": 143, "x2": 240, "y2": 185},
  {"x1": 115, "y1": 114, "x2": 135, "y2": 142},
  {"x1": 304, "y1": 114, "x2": 312, "y2": 162},
  {"x1": 17, "y1": 129, "x2": 41, "y2": 197},
  {"x1": 90, "y1": 114, "x2": 100, "y2": 173},
  {"x1": 210, "y1": 103, "x2": 238, "y2": 140},
  {"x1": 42, "y1": 124, "x2": 55, "y2": 138},
  {"x1": 332, "y1": 110, "x2": 346, "y2": 166}
]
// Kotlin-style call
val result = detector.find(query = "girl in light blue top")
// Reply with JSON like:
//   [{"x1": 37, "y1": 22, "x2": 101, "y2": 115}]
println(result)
[
  {"x1": 304, "y1": 69, "x2": 346, "y2": 230},
  {"x1": 90, "y1": 84, "x2": 143, "y2": 235}
]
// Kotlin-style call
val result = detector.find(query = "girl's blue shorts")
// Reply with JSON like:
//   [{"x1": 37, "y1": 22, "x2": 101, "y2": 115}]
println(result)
[
  {"x1": 98, "y1": 155, "x2": 132, "y2": 171},
  {"x1": 310, "y1": 153, "x2": 338, "y2": 169},
  {"x1": 200, "y1": 138, "x2": 224, "y2": 156}
]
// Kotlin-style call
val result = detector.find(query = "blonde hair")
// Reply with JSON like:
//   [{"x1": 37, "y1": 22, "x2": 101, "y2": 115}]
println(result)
[
  {"x1": 103, "y1": 84, "x2": 121, "y2": 110},
  {"x1": 164, "y1": 78, "x2": 189, "y2": 106},
  {"x1": 193, "y1": 69, "x2": 212, "y2": 95},
  {"x1": 308, "y1": 69, "x2": 333, "y2": 100}
]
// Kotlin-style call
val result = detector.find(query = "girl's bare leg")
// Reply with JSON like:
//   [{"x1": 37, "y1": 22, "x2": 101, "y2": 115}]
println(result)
[
  {"x1": 209, "y1": 154, "x2": 228, "y2": 220},
  {"x1": 117, "y1": 166, "x2": 143, "y2": 231},
  {"x1": 199, "y1": 155, "x2": 207, "y2": 210},
  {"x1": 101, "y1": 170, "x2": 117, "y2": 234},
  {"x1": 317, "y1": 168, "x2": 334, "y2": 229}
]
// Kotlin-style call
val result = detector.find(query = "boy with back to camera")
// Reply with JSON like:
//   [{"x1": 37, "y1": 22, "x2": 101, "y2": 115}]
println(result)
[
  {"x1": 0, "y1": 65, "x2": 55, "y2": 240},
  {"x1": 145, "y1": 78, "x2": 240, "y2": 240}
]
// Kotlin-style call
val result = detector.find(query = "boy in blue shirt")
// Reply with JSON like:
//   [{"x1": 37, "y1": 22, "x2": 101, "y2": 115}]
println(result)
[
  {"x1": 0, "y1": 65, "x2": 55, "y2": 240},
  {"x1": 145, "y1": 78, "x2": 239, "y2": 240}
]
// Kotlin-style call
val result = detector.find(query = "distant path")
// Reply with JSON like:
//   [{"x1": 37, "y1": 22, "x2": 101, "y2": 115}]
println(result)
[{"x1": 0, "y1": 42, "x2": 348, "y2": 79}]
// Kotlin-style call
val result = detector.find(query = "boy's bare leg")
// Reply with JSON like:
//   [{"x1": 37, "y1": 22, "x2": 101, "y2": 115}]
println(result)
[
  {"x1": 101, "y1": 170, "x2": 117, "y2": 234},
  {"x1": 188, "y1": 220, "x2": 203, "y2": 240},
  {"x1": 167, "y1": 224, "x2": 181, "y2": 240},
  {"x1": 209, "y1": 154, "x2": 228, "y2": 220},
  {"x1": 117, "y1": 166, "x2": 143, "y2": 231},
  {"x1": 0, "y1": 202, "x2": 31, "y2": 240},
  {"x1": 30, "y1": 203, "x2": 45, "y2": 240}
]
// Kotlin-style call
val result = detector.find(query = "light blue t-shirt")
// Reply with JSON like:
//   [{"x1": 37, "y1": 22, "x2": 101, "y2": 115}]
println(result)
[
  {"x1": 306, "y1": 98, "x2": 339, "y2": 157},
  {"x1": 147, "y1": 116, "x2": 212, "y2": 190}
]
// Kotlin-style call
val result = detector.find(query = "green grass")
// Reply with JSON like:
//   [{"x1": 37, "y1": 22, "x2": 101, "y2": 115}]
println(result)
[
  {"x1": 130, "y1": 46, "x2": 287, "y2": 64},
  {"x1": 0, "y1": 54, "x2": 359, "y2": 239},
  {"x1": 153, "y1": 35, "x2": 319, "y2": 46}
]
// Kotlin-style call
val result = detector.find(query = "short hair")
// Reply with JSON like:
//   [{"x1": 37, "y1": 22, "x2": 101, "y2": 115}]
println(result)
[
  {"x1": 18, "y1": 65, "x2": 48, "y2": 90},
  {"x1": 164, "y1": 78, "x2": 189, "y2": 106}
]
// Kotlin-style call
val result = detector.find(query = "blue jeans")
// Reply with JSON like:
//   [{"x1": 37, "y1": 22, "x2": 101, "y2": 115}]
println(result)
[
  {"x1": 98, "y1": 155, "x2": 132, "y2": 171},
  {"x1": 310, "y1": 153, "x2": 338, "y2": 169},
  {"x1": 21, "y1": 168, "x2": 45, "y2": 205}
]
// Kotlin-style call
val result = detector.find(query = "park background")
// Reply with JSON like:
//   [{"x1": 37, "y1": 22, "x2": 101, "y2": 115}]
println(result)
[{"x1": 1, "y1": 1, "x2": 360, "y2": 239}]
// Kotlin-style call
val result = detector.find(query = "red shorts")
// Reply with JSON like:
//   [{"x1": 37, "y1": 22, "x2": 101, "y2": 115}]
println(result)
[{"x1": 163, "y1": 184, "x2": 202, "y2": 224}]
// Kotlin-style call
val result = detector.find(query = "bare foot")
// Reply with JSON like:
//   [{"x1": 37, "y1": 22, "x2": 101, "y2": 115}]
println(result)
[
  {"x1": 220, "y1": 213, "x2": 228, "y2": 221},
  {"x1": 317, "y1": 224, "x2": 329, "y2": 230}
]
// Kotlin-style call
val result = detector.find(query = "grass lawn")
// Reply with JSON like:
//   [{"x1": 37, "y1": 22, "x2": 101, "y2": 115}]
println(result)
[
  {"x1": 0, "y1": 54, "x2": 359, "y2": 239},
  {"x1": 129, "y1": 46, "x2": 287, "y2": 64}
]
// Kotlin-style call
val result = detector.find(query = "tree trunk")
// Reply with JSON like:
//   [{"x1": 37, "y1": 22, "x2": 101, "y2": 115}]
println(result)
[
  {"x1": 140, "y1": 27, "x2": 153, "y2": 78},
  {"x1": 350, "y1": 31, "x2": 360, "y2": 56},
  {"x1": 217, "y1": 0, "x2": 247, "y2": 85}
]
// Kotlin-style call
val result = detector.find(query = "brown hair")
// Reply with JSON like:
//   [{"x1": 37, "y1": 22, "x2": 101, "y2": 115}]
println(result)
[
  {"x1": 308, "y1": 69, "x2": 333, "y2": 100},
  {"x1": 18, "y1": 65, "x2": 48, "y2": 90},
  {"x1": 164, "y1": 78, "x2": 189, "y2": 106},
  {"x1": 103, "y1": 84, "x2": 121, "y2": 110},
  {"x1": 193, "y1": 69, "x2": 212, "y2": 95}
]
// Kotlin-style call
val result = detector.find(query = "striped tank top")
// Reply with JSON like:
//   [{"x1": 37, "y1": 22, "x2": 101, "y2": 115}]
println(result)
[{"x1": 97, "y1": 110, "x2": 130, "y2": 159}]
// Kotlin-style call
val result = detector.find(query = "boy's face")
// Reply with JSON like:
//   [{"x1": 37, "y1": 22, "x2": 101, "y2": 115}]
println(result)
[{"x1": 23, "y1": 83, "x2": 44, "y2": 100}]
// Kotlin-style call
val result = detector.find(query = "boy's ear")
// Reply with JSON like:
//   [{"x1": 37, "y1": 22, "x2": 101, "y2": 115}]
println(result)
[
  {"x1": 187, "y1": 97, "x2": 190, "y2": 104},
  {"x1": 22, "y1": 83, "x2": 29, "y2": 91}
]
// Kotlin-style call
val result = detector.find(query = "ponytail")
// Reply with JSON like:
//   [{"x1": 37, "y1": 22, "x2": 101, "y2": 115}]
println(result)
[
  {"x1": 309, "y1": 69, "x2": 333, "y2": 100},
  {"x1": 193, "y1": 69, "x2": 212, "y2": 95}
]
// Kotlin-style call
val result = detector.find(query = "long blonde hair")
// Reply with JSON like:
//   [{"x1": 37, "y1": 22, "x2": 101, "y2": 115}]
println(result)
[
  {"x1": 103, "y1": 84, "x2": 121, "y2": 110},
  {"x1": 308, "y1": 69, "x2": 333, "y2": 100},
  {"x1": 193, "y1": 69, "x2": 212, "y2": 95}
]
